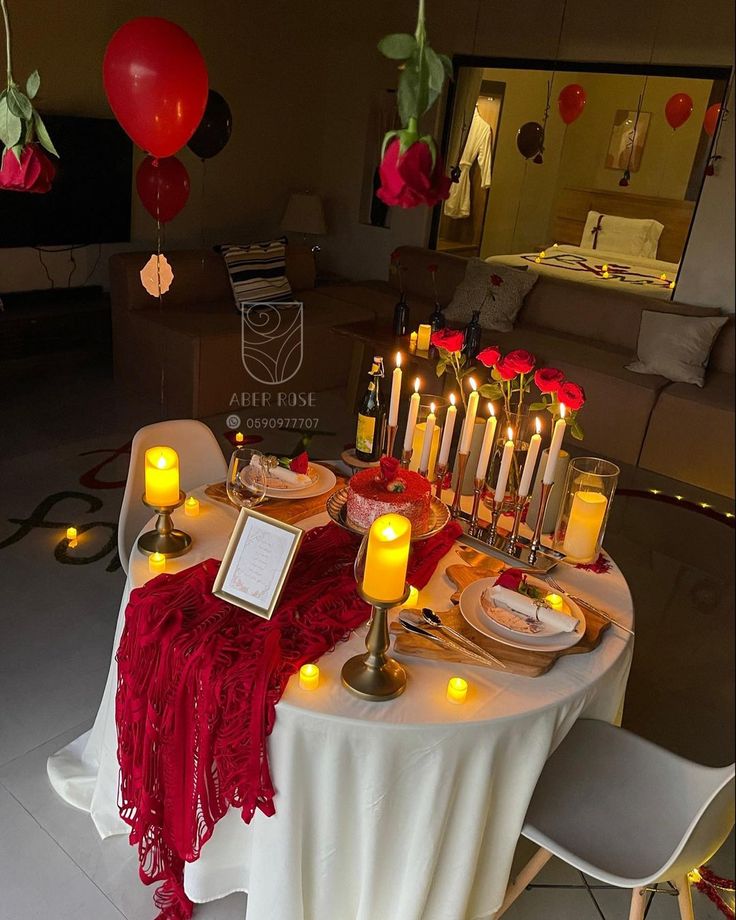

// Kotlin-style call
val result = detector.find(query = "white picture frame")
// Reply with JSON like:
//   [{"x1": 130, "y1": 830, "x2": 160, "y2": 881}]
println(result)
[{"x1": 212, "y1": 507, "x2": 303, "y2": 619}]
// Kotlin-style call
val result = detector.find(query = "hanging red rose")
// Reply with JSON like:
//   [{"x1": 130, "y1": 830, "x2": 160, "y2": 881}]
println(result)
[
  {"x1": 477, "y1": 346, "x2": 501, "y2": 368},
  {"x1": 558, "y1": 381, "x2": 586, "y2": 410},
  {"x1": 534, "y1": 367, "x2": 565, "y2": 393},
  {"x1": 495, "y1": 356, "x2": 519, "y2": 381},
  {"x1": 377, "y1": 137, "x2": 451, "y2": 208},
  {"x1": 0, "y1": 143, "x2": 56, "y2": 194},
  {"x1": 431, "y1": 327, "x2": 464, "y2": 353},
  {"x1": 504, "y1": 349, "x2": 536, "y2": 374}
]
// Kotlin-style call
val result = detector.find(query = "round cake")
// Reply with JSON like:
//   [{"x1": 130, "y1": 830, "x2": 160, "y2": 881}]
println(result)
[{"x1": 346, "y1": 458, "x2": 431, "y2": 533}]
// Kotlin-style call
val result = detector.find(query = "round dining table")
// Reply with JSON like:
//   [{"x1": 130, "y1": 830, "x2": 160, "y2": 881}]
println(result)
[{"x1": 48, "y1": 480, "x2": 634, "y2": 920}]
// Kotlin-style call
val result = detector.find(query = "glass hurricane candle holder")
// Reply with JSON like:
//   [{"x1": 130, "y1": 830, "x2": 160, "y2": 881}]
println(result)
[
  {"x1": 483, "y1": 407, "x2": 534, "y2": 512},
  {"x1": 553, "y1": 457, "x2": 620, "y2": 563},
  {"x1": 408, "y1": 396, "x2": 448, "y2": 482}
]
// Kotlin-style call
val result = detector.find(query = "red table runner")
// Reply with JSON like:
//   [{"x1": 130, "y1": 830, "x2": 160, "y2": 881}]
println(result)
[{"x1": 115, "y1": 520, "x2": 461, "y2": 919}]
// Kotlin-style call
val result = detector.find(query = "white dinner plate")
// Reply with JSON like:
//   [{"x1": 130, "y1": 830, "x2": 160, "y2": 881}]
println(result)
[
  {"x1": 264, "y1": 463, "x2": 336, "y2": 500},
  {"x1": 459, "y1": 576, "x2": 586, "y2": 653}
]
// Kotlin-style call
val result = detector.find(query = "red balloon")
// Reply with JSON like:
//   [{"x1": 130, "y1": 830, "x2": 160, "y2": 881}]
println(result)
[
  {"x1": 136, "y1": 156, "x2": 190, "y2": 223},
  {"x1": 665, "y1": 93, "x2": 693, "y2": 130},
  {"x1": 103, "y1": 17, "x2": 208, "y2": 158},
  {"x1": 704, "y1": 103, "x2": 722, "y2": 137},
  {"x1": 558, "y1": 83, "x2": 587, "y2": 124}
]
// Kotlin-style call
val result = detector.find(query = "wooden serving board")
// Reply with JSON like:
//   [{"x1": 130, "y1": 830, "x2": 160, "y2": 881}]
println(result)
[
  {"x1": 205, "y1": 467, "x2": 348, "y2": 527},
  {"x1": 391, "y1": 555, "x2": 610, "y2": 677}
]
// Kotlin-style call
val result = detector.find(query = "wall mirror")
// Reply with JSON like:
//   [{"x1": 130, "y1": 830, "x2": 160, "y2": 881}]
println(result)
[{"x1": 432, "y1": 57, "x2": 730, "y2": 301}]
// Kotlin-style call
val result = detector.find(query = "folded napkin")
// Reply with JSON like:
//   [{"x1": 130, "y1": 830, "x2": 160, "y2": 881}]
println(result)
[
  {"x1": 250, "y1": 455, "x2": 311, "y2": 487},
  {"x1": 485, "y1": 585, "x2": 577, "y2": 633}
]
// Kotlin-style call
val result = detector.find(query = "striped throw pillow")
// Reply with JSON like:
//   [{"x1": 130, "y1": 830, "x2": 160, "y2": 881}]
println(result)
[{"x1": 219, "y1": 238, "x2": 293, "y2": 306}]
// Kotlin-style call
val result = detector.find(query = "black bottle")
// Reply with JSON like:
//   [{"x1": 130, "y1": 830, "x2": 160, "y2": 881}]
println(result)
[
  {"x1": 393, "y1": 295, "x2": 409, "y2": 337},
  {"x1": 355, "y1": 357, "x2": 386, "y2": 462},
  {"x1": 462, "y1": 310, "x2": 482, "y2": 360},
  {"x1": 429, "y1": 301, "x2": 445, "y2": 335}
]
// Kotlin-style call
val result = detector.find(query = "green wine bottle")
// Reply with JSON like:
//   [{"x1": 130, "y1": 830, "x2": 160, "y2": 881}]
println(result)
[{"x1": 355, "y1": 356, "x2": 386, "y2": 462}]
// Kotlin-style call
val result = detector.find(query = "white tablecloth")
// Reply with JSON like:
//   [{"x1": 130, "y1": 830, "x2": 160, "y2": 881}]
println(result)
[{"x1": 48, "y1": 486, "x2": 634, "y2": 920}]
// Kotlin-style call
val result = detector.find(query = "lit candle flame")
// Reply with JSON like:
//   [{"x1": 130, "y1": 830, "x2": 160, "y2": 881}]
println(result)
[
  {"x1": 156, "y1": 455, "x2": 167, "y2": 469},
  {"x1": 430, "y1": 402, "x2": 436, "y2": 414},
  {"x1": 560, "y1": 403, "x2": 567, "y2": 419},
  {"x1": 488, "y1": 402, "x2": 495, "y2": 416},
  {"x1": 414, "y1": 377, "x2": 420, "y2": 393},
  {"x1": 469, "y1": 377, "x2": 477, "y2": 391},
  {"x1": 507, "y1": 426, "x2": 513, "y2": 441},
  {"x1": 396, "y1": 352, "x2": 402, "y2": 368},
  {"x1": 535, "y1": 417, "x2": 541, "y2": 434},
  {"x1": 450, "y1": 393, "x2": 456, "y2": 406}
]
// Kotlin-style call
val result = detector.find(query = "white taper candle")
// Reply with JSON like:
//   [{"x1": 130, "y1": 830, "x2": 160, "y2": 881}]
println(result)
[
  {"x1": 403, "y1": 378, "x2": 421, "y2": 451},
  {"x1": 475, "y1": 404, "x2": 497, "y2": 481},
  {"x1": 543, "y1": 405, "x2": 567, "y2": 485},
  {"x1": 494, "y1": 427, "x2": 515, "y2": 502},
  {"x1": 438, "y1": 394, "x2": 457, "y2": 466},
  {"x1": 459, "y1": 378, "x2": 479, "y2": 455},
  {"x1": 518, "y1": 417, "x2": 542, "y2": 497},
  {"x1": 418, "y1": 403, "x2": 436, "y2": 473},
  {"x1": 388, "y1": 352, "x2": 402, "y2": 427}
]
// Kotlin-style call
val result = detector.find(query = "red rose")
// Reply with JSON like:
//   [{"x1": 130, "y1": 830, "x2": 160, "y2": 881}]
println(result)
[
  {"x1": 534, "y1": 367, "x2": 565, "y2": 394},
  {"x1": 289, "y1": 451, "x2": 309, "y2": 474},
  {"x1": 490, "y1": 274, "x2": 503, "y2": 287},
  {"x1": 477, "y1": 346, "x2": 501, "y2": 368},
  {"x1": 431, "y1": 327, "x2": 464, "y2": 353},
  {"x1": 495, "y1": 568, "x2": 525, "y2": 591},
  {"x1": 504, "y1": 349, "x2": 536, "y2": 374},
  {"x1": 495, "y1": 356, "x2": 518, "y2": 381},
  {"x1": 558, "y1": 381, "x2": 586, "y2": 410},
  {"x1": 377, "y1": 138, "x2": 452, "y2": 209},
  {"x1": 379, "y1": 456, "x2": 401, "y2": 482},
  {"x1": 0, "y1": 144, "x2": 56, "y2": 194}
]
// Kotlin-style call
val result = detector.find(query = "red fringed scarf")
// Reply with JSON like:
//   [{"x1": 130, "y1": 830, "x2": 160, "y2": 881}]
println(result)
[{"x1": 116, "y1": 520, "x2": 461, "y2": 919}]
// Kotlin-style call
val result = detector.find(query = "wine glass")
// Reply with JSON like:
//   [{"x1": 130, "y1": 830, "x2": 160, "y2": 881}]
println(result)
[{"x1": 226, "y1": 448, "x2": 269, "y2": 509}]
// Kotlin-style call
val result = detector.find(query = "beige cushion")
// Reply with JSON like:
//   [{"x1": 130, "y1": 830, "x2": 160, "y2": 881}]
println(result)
[
  {"x1": 445, "y1": 259, "x2": 538, "y2": 332},
  {"x1": 582, "y1": 210, "x2": 664, "y2": 259},
  {"x1": 627, "y1": 311, "x2": 729, "y2": 386}
]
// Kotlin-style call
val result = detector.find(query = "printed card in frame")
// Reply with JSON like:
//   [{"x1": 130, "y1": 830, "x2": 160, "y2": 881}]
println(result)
[{"x1": 212, "y1": 507, "x2": 303, "y2": 619}]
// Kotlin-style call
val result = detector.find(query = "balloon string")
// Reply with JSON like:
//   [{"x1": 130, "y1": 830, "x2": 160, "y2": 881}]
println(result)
[
  {"x1": 511, "y1": 159, "x2": 528, "y2": 251},
  {"x1": 200, "y1": 158, "x2": 207, "y2": 250}
]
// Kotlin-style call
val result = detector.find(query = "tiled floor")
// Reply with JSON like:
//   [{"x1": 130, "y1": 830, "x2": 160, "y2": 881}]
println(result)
[{"x1": 0, "y1": 362, "x2": 733, "y2": 920}]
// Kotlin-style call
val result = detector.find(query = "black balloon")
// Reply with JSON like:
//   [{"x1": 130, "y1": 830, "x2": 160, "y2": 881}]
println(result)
[
  {"x1": 187, "y1": 90, "x2": 232, "y2": 159},
  {"x1": 516, "y1": 121, "x2": 544, "y2": 160}
]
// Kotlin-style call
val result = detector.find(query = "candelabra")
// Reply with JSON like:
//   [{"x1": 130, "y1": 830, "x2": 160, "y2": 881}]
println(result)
[
  {"x1": 400, "y1": 448, "x2": 412, "y2": 470},
  {"x1": 450, "y1": 452, "x2": 469, "y2": 516},
  {"x1": 433, "y1": 462, "x2": 448, "y2": 499}
]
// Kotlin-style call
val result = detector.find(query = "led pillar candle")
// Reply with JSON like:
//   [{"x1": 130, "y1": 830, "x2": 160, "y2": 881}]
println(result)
[
  {"x1": 411, "y1": 419, "x2": 441, "y2": 479},
  {"x1": 438, "y1": 394, "x2": 457, "y2": 467},
  {"x1": 417, "y1": 324, "x2": 432, "y2": 351},
  {"x1": 144, "y1": 446, "x2": 180, "y2": 506},
  {"x1": 494, "y1": 428, "x2": 515, "y2": 502},
  {"x1": 543, "y1": 406, "x2": 566, "y2": 485},
  {"x1": 518, "y1": 417, "x2": 542, "y2": 497},
  {"x1": 475, "y1": 403, "x2": 497, "y2": 481},
  {"x1": 388, "y1": 352, "x2": 402, "y2": 427},
  {"x1": 148, "y1": 551, "x2": 166, "y2": 574},
  {"x1": 403, "y1": 378, "x2": 421, "y2": 451},
  {"x1": 184, "y1": 496, "x2": 200, "y2": 517},
  {"x1": 562, "y1": 491, "x2": 608, "y2": 561},
  {"x1": 418, "y1": 403, "x2": 436, "y2": 473},
  {"x1": 459, "y1": 378, "x2": 479, "y2": 454},
  {"x1": 299, "y1": 663, "x2": 320, "y2": 690},
  {"x1": 409, "y1": 331, "x2": 418, "y2": 352},
  {"x1": 362, "y1": 514, "x2": 411, "y2": 602},
  {"x1": 446, "y1": 676, "x2": 468, "y2": 704}
]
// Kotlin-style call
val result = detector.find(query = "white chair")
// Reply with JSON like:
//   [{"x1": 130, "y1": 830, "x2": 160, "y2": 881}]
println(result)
[
  {"x1": 495, "y1": 719, "x2": 734, "y2": 920},
  {"x1": 118, "y1": 419, "x2": 228, "y2": 574}
]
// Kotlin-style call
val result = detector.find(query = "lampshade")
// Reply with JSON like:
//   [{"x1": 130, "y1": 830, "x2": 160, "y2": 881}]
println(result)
[{"x1": 281, "y1": 192, "x2": 327, "y2": 235}]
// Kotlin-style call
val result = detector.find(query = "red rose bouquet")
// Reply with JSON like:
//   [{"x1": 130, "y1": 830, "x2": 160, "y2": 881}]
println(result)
[{"x1": 431, "y1": 327, "x2": 474, "y2": 409}]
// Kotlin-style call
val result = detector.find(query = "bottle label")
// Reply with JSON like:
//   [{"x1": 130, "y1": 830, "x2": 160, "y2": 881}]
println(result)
[{"x1": 356, "y1": 414, "x2": 376, "y2": 454}]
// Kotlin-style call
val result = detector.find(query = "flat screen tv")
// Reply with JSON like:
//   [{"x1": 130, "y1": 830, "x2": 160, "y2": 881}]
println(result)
[{"x1": 0, "y1": 114, "x2": 132, "y2": 248}]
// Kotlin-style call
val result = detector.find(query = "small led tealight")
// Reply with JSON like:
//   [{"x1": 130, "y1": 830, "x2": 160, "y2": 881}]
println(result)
[
  {"x1": 149, "y1": 552, "x2": 166, "y2": 575},
  {"x1": 660, "y1": 273, "x2": 668, "y2": 281},
  {"x1": 534, "y1": 256, "x2": 542, "y2": 263},
  {"x1": 545, "y1": 593, "x2": 564, "y2": 610},
  {"x1": 539, "y1": 250, "x2": 547, "y2": 259},
  {"x1": 66, "y1": 526, "x2": 77, "y2": 542},
  {"x1": 669, "y1": 280, "x2": 675, "y2": 289},
  {"x1": 299, "y1": 663, "x2": 320, "y2": 690},
  {"x1": 235, "y1": 431, "x2": 244, "y2": 445},
  {"x1": 446, "y1": 676, "x2": 468, "y2": 704},
  {"x1": 404, "y1": 585, "x2": 420, "y2": 609},
  {"x1": 184, "y1": 496, "x2": 200, "y2": 517}
]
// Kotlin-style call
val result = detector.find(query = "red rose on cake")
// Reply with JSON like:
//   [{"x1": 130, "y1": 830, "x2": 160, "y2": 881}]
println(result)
[
  {"x1": 558, "y1": 381, "x2": 586, "y2": 410},
  {"x1": 534, "y1": 367, "x2": 565, "y2": 394},
  {"x1": 431, "y1": 328, "x2": 464, "y2": 353},
  {"x1": 504, "y1": 349, "x2": 536, "y2": 374},
  {"x1": 477, "y1": 345, "x2": 501, "y2": 368}
]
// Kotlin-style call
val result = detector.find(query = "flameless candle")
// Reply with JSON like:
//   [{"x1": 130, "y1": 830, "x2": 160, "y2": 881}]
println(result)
[
  {"x1": 562, "y1": 491, "x2": 608, "y2": 561},
  {"x1": 409, "y1": 331, "x2": 418, "y2": 352},
  {"x1": 403, "y1": 378, "x2": 421, "y2": 451},
  {"x1": 299, "y1": 663, "x2": 320, "y2": 690},
  {"x1": 66, "y1": 526, "x2": 77, "y2": 542},
  {"x1": 144, "y1": 446, "x2": 180, "y2": 506},
  {"x1": 410, "y1": 420, "x2": 440, "y2": 479},
  {"x1": 184, "y1": 496, "x2": 200, "y2": 517},
  {"x1": 545, "y1": 593, "x2": 564, "y2": 610},
  {"x1": 417, "y1": 324, "x2": 432, "y2": 351},
  {"x1": 494, "y1": 427, "x2": 515, "y2": 502},
  {"x1": 235, "y1": 431, "x2": 244, "y2": 445},
  {"x1": 404, "y1": 585, "x2": 420, "y2": 608},
  {"x1": 362, "y1": 514, "x2": 411, "y2": 603},
  {"x1": 669, "y1": 280, "x2": 675, "y2": 289},
  {"x1": 543, "y1": 405, "x2": 566, "y2": 485},
  {"x1": 539, "y1": 250, "x2": 547, "y2": 258},
  {"x1": 418, "y1": 403, "x2": 436, "y2": 473},
  {"x1": 388, "y1": 352, "x2": 402, "y2": 427},
  {"x1": 446, "y1": 676, "x2": 468, "y2": 704},
  {"x1": 459, "y1": 378, "x2": 479, "y2": 454},
  {"x1": 438, "y1": 394, "x2": 457, "y2": 467},
  {"x1": 149, "y1": 552, "x2": 166, "y2": 575},
  {"x1": 534, "y1": 256, "x2": 542, "y2": 264},
  {"x1": 518, "y1": 417, "x2": 542, "y2": 497},
  {"x1": 660, "y1": 273, "x2": 667, "y2": 281},
  {"x1": 475, "y1": 403, "x2": 497, "y2": 481}
]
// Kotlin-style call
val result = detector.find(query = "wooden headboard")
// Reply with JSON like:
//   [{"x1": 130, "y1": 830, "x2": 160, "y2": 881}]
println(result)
[{"x1": 551, "y1": 187, "x2": 695, "y2": 263}]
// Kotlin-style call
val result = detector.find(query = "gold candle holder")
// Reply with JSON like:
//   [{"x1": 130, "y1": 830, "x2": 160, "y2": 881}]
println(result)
[
  {"x1": 450, "y1": 452, "x2": 469, "y2": 516},
  {"x1": 433, "y1": 462, "x2": 448, "y2": 499},
  {"x1": 341, "y1": 584, "x2": 410, "y2": 701},
  {"x1": 400, "y1": 447, "x2": 413, "y2": 470},
  {"x1": 384, "y1": 424, "x2": 398, "y2": 459},
  {"x1": 137, "y1": 491, "x2": 192, "y2": 558},
  {"x1": 528, "y1": 481, "x2": 553, "y2": 564}
]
